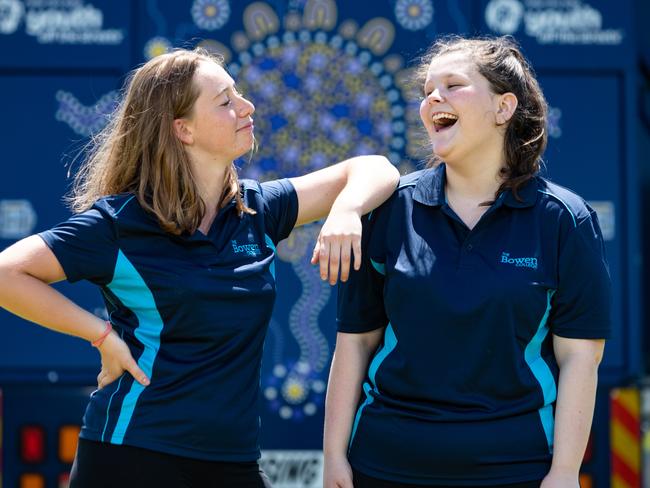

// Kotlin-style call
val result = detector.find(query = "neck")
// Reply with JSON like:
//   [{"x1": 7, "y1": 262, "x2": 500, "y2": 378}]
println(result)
[
  {"x1": 444, "y1": 162, "x2": 503, "y2": 204},
  {"x1": 443, "y1": 137, "x2": 505, "y2": 203},
  {"x1": 188, "y1": 154, "x2": 230, "y2": 216}
]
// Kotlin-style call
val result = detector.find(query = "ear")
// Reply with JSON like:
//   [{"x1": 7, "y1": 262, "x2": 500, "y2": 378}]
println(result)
[
  {"x1": 173, "y1": 118, "x2": 194, "y2": 145},
  {"x1": 495, "y1": 92, "x2": 518, "y2": 125}
]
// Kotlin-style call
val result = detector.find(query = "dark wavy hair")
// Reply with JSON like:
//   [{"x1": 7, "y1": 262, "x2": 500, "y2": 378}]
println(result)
[{"x1": 416, "y1": 36, "x2": 548, "y2": 200}]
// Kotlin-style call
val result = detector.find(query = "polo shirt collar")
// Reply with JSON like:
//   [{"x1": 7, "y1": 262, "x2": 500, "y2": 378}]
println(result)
[
  {"x1": 412, "y1": 163, "x2": 539, "y2": 208},
  {"x1": 412, "y1": 164, "x2": 446, "y2": 207},
  {"x1": 501, "y1": 177, "x2": 538, "y2": 208}
]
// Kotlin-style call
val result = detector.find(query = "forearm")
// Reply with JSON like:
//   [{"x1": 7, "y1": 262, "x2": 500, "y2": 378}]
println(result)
[
  {"x1": 550, "y1": 354, "x2": 600, "y2": 474},
  {"x1": 0, "y1": 268, "x2": 105, "y2": 342},
  {"x1": 331, "y1": 156, "x2": 399, "y2": 216},
  {"x1": 324, "y1": 332, "x2": 381, "y2": 458}
]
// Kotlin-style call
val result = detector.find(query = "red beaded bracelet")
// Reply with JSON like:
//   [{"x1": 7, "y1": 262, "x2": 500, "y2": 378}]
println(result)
[{"x1": 91, "y1": 321, "x2": 112, "y2": 348}]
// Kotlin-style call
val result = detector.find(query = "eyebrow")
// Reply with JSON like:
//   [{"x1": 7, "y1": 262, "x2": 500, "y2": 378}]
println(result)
[
  {"x1": 424, "y1": 72, "x2": 467, "y2": 86},
  {"x1": 429, "y1": 72, "x2": 467, "y2": 80},
  {"x1": 212, "y1": 83, "x2": 236, "y2": 100}
]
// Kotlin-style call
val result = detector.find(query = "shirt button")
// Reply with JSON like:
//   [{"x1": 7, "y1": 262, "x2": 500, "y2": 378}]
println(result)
[{"x1": 466, "y1": 244, "x2": 473, "y2": 251}]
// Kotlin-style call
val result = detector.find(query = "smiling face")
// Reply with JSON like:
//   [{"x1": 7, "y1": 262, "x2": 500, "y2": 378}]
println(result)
[
  {"x1": 419, "y1": 51, "x2": 510, "y2": 168},
  {"x1": 178, "y1": 60, "x2": 255, "y2": 165}
]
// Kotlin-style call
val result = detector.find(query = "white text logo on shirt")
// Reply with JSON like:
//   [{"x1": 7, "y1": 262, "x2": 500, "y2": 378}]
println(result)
[
  {"x1": 500, "y1": 252, "x2": 538, "y2": 270},
  {"x1": 232, "y1": 240, "x2": 261, "y2": 257}
]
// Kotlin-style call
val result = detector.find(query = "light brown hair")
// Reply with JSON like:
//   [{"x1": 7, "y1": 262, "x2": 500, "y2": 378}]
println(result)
[
  {"x1": 68, "y1": 48, "x2": 254, "y2": 235},
  {"x1": 417, "y1": 36, "x2": 548, "y2": 200}
]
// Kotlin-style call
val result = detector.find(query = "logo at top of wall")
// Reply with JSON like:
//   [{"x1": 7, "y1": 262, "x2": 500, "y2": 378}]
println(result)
[
  {"x1": 0, "y1": 0, "x2": 124, "y2": 45},
  {"x1": 0, "y1": 0, "x2": 23, "y2": 34},
  {"x1": 484, "y1": 0, "x2": 624, "y2": 45}
]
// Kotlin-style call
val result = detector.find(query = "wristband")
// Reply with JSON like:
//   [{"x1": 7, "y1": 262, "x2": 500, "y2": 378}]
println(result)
[{"x1": 91, "y1": 321, "x2": 112, "y2": 348}]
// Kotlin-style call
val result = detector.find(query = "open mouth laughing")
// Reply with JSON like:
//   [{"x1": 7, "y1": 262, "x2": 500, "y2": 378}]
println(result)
[{"x1": 432, "y1": 112, "x2": 458, "y2": 132}]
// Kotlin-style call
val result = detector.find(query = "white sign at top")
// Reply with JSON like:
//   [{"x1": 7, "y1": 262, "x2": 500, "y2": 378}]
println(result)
[
  {"x1": 0, "y1": 0, "x2": 124, "y2": 45},
  {"x1": 485, "y1": 0, "x2": 624, "y2": 45}
]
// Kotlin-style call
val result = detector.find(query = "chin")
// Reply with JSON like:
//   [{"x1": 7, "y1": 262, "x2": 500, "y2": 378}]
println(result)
[
  {"x1": 431, "y1": 144, "x2": 452, "y2": 161},
  {"x1": 234, "y1": 143, "x2": 256, "y2": 160}
]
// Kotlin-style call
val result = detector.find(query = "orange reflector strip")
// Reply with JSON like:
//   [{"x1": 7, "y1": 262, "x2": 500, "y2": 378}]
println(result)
[
  {"x1": 19, "y1": 473, "x2": 44, "y2": 488},
  {"x1": 579, "y1": 473, "x2": 593, "y2": 488},
  {"x1": 58, "y1": 425, "x2": 80, "y2": 464},
  {"x1": 610, "y1": 388, "x2": 640, "y2": 488}
]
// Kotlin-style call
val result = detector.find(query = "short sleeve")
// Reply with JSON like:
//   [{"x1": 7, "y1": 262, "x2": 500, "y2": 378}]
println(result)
[
  {"x1": 337, "y1": 213, "x2": 389, "y2": 333},
  {"x1": 260, "y1": 179, "x2": 298, "y2": 245},
  {"x1": 38, "y1": 205, "x2": 118, "y2": 285},
  {"x1": 550, "y1": 209, "x2": 611, "y2": 339}
]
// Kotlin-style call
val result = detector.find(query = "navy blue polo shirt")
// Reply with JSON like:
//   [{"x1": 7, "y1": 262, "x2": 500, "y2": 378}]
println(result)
[
  {"x1": 39, "y1": 179, "x2": 298, "y2": 462},
  {"x1": 337, "y1": 164, "x2": 610, "y2": 485}
]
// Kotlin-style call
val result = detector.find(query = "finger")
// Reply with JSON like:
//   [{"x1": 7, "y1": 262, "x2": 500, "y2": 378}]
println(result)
[
  {"x1": 352, "y1": 235, "x2": 362, "y2": 271},
  {"x1": 125, "y1": 358, "x2": 150, "y2": 386},
  {"x1": 339, "y1": 239, "x2": 352, "y2": 282},
  {"x1": 318, "y1": 240, "x2": 330, "y2": 281},
  {"x1": 310, "y1": 238, "x2": 321, "y2": 265},
  {"x1": 328, "y1": 240, "x2": 342, "y2": 286}
]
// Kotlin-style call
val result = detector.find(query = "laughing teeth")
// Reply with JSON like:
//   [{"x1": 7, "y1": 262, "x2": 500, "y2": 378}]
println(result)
[{"x1": 432, "y1": 112, "x2": 458, "y2": 122}]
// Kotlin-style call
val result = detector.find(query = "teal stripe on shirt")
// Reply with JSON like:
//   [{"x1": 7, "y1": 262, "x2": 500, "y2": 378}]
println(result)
[
  {"x1": 348, "y1": 323, "x2": 397, "y2": 450},
  {"x1": 106, "y1": 250, "x2": 164, "y2": 444},
  {"x1": 264, "y1": 234, "x2": 276, "y2": 278},
  {"x1": 524, "y1": 289, "x2": 557, "y2": 452}
]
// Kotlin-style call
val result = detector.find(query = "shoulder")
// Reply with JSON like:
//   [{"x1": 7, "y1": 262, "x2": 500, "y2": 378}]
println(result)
[
  {"x1": 239, "y1": 178, "x2": 267, "y2": 211},
  {"x1": 90, "y1": 194, "x2": 140, "y2": 219},
  {"x1": 536, "y1": 178, "x2": 594, "y2": 228},
  {"x1": 86, "y1": 194, "x2": 161, "y2": 234},
  {"x1": 240, "y1": 178, "x2": 293, "y2": 199},
  {"x1": 384, "y1": 169, "x2": 428, "y2": 203},
  {"x1": 240, "y1": 178, "x2": 262, "y2": 194},
  {"x1": 398, "y1": 169, "x2": 426, "y2": 190},
  {"x1": 365, "y1": 169, "x2": 428, "y2": 226},
  {"x1": 240, "y1": 178, "x2": 296, "y2": 209},
  {"x1": 377, "y1": 168, "x2": 429, "y2": 210}
]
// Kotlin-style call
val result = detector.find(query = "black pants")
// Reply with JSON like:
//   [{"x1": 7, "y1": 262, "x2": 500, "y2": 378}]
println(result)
[
  {"x1": 70, "y1": 438, "x2": 272, "y2": 488},
  {"x1": 352, "y1": 468, "x2": 542, "y2": 488}
]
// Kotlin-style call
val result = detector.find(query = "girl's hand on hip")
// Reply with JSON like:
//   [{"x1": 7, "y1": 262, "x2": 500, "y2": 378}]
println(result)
[
  {"x1": 311, "y1": 209, "x2": 362, "y2": 285},
  {"x1": 540, "y1": 469, "x2": 580, "y2": 488},
  {"x1": 324, "y1": 455, "x2": 354, "y2": 488},
  {"x1": 96, "y1": 331, "x2": 150, "y2": 389}
]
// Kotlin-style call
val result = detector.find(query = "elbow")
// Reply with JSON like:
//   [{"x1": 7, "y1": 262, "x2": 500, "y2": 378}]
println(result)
[
  {"x1": 0, "y1": 261, "x2": 17, "y2": 300},
  {"x1": 0, "y1": 256, "x2": 14, "y2": 282}
]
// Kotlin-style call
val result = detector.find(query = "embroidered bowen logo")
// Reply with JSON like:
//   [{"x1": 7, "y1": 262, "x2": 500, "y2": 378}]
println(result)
[
  {"x1": 232, "y1": 240, "x2": 261, "y2": 257},
  {"x1": 500, "y1": 252, "x2": 538, "y2": 270}
]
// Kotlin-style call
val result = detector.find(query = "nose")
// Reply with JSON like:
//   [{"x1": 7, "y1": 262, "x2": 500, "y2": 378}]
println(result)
[
  {"x1": 237, "y1": 94, "x2": 255, "y2": 117},
  {"x1": 426, "y1": 88, "x2": 444, "y2": 104}
]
